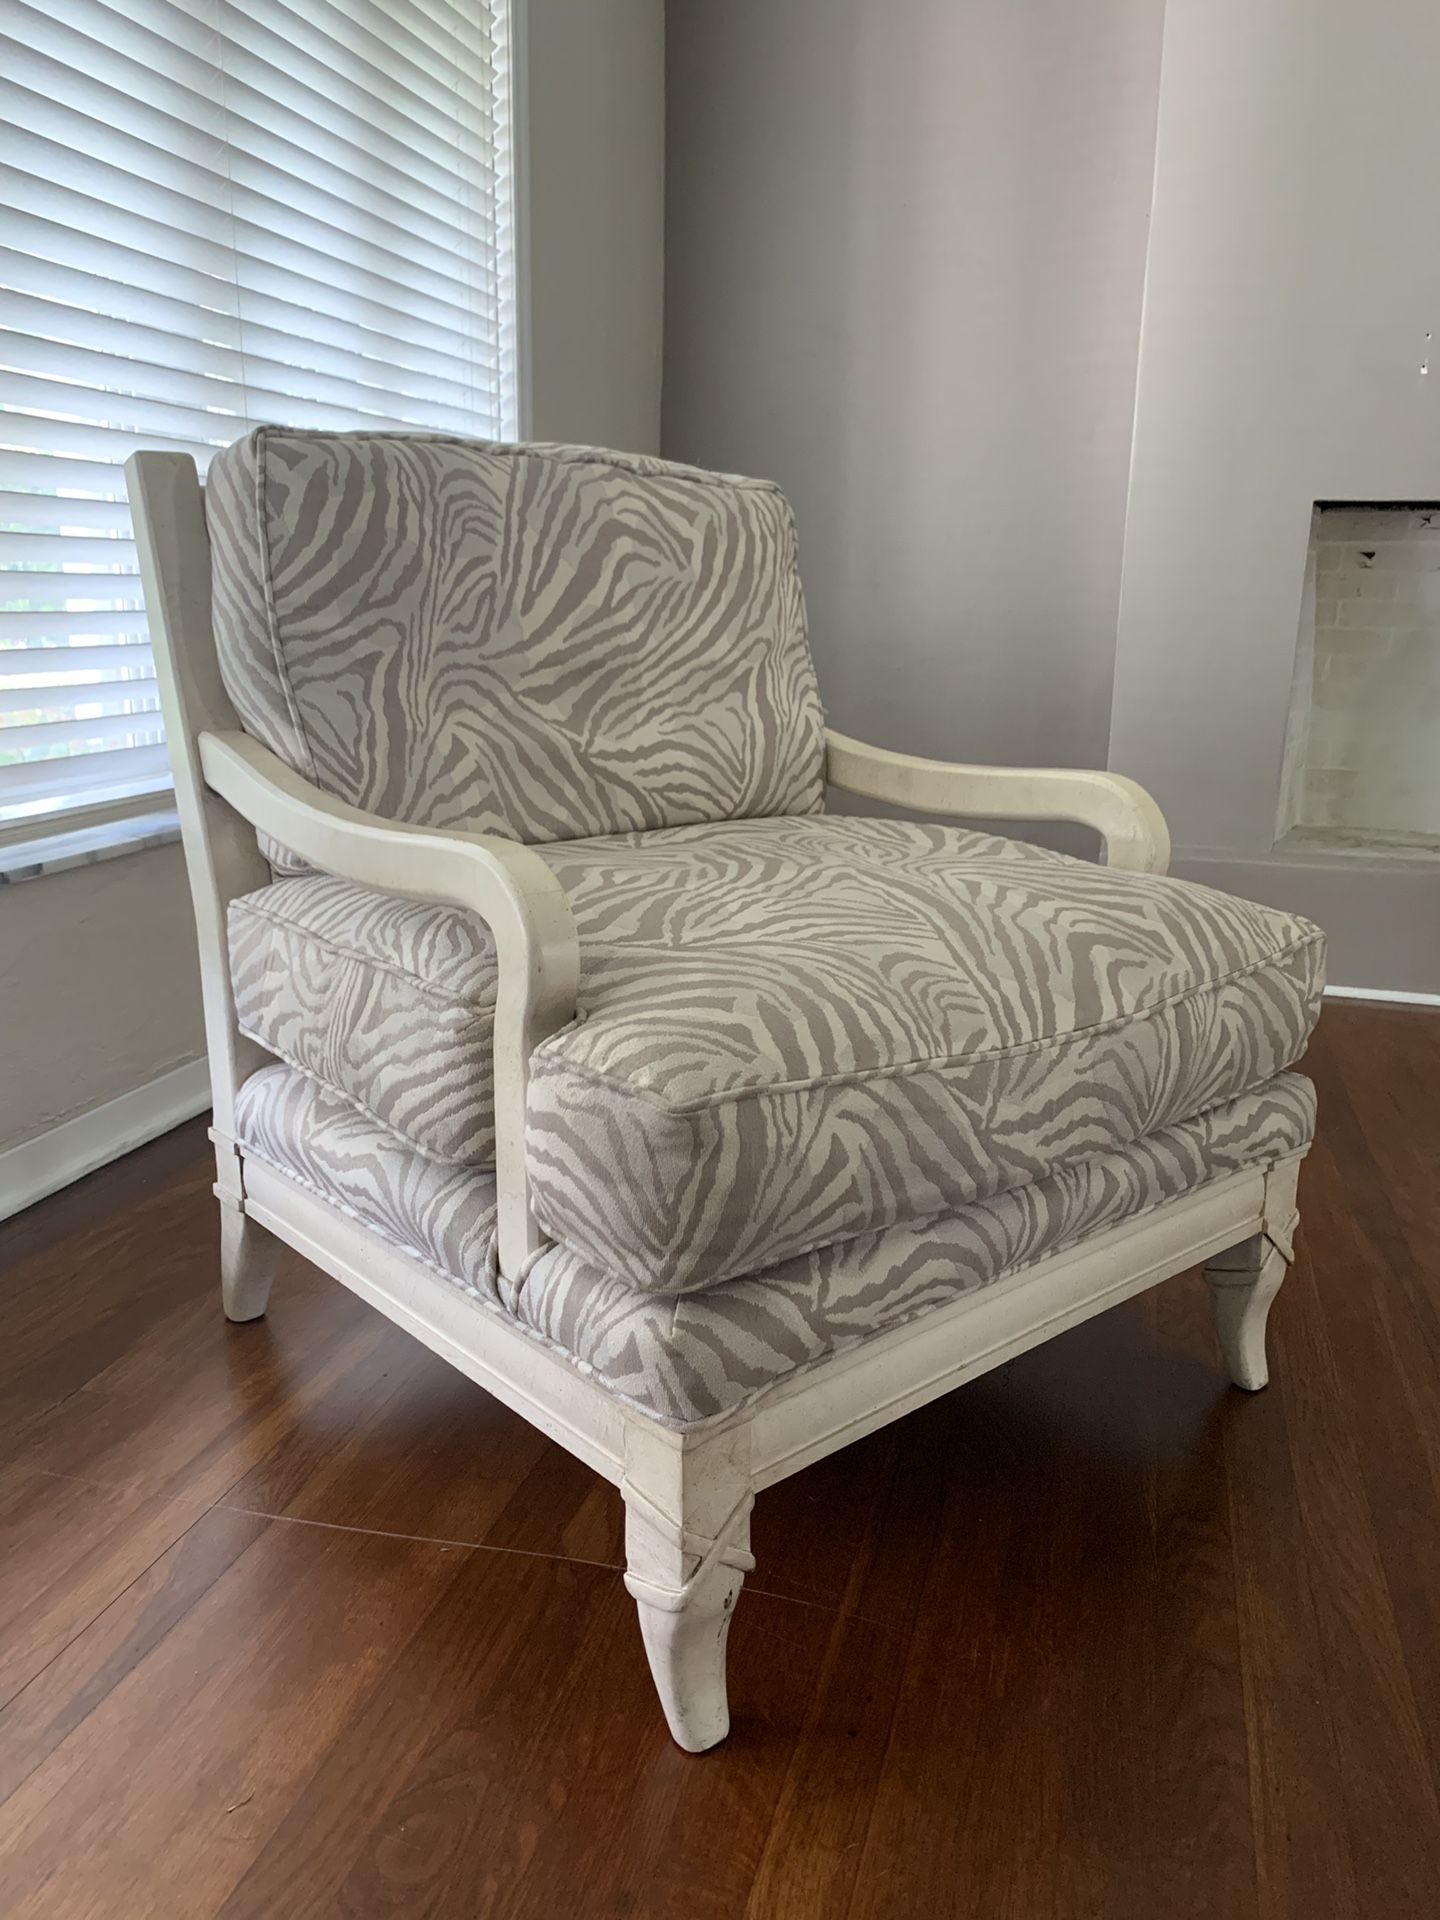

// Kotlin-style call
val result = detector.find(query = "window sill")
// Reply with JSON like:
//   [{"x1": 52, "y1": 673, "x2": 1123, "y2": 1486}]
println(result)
[{"x1": 0, "y1": 808, "x2": 182, "y2": 885}]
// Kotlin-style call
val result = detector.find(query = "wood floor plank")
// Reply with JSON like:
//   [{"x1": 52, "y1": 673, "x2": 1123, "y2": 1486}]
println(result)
[
  {"x1": 1137, "y1": 1276, "x2": 1261, "y2": 1920},
  {"x1": 1220, "y1": 1308, "x2": 1361, "y2": 1920},
  {"x1": 740, "y1": 1410, "x2": 947, "y2": 1918},
  {"x1": 0, "y1": 1452, "x2": 266, "y2": 1711},
  {"x1": 0, "y1": 1506, "x2": 270, "y2": 1804},
  {"x1": 1269, "y1": 1228, "x2": 1440, "y2": 1913},
  {"x1": 0, "y1": 1516, "x2": 476, "y2": 1920}
]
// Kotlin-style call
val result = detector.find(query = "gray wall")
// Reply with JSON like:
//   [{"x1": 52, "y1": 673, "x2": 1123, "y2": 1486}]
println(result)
[
  {"x1": 0, "y1": 845, "x2": 206, "y2": 1157},
  {"x1": 663, "y1": 0, "x2": 1165, "y2": 771},
  {"x1": 526, "y1": 0, "x2": 665, "y2": 450}
]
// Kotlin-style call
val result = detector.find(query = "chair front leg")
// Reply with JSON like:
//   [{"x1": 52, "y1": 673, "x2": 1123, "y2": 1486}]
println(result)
[
  {"x1": 622, "y1": 1422, "x2": 755, "y2": 1752},
  {"x1": 1204, "y1": 1157, "x2": 1302, "y2": 1391}
]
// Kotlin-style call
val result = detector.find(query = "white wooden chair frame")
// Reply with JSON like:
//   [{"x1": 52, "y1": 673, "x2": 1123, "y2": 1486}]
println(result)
[{"x1": 127, "y1": 450, "x2": 1303, "y2": 1752}]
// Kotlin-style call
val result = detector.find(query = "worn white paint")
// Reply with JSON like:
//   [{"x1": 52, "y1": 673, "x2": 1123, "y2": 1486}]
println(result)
[
  {"x1": 825, "y1": 731, "x2": 1170, "y2": 874},
  {"x1": 199, "y1": 731, "x2": 580, "y2": 1276}
]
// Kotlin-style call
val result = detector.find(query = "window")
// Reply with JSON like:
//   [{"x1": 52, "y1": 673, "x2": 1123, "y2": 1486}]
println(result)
[{"x1": 0, "y1": 0, "x2": 519, "y2": 831}]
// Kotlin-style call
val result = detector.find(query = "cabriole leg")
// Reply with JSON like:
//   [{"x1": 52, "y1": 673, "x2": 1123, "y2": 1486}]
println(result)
[
  {"x1": 622, "y1": 1423, "x2": 754, "y2": 1753},
  {"x1": 1204, "y1": 1157, "x2": 1302, "y2": 1392}
]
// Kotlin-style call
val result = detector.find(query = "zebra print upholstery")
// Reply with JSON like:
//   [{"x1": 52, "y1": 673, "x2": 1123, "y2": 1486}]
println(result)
[
  {"x1": 229, "y1": 814, "x2": 1324, "y2": 1292},
  {"x1": 205, "y1": 428, "x2": 826, "y2": 845},
  {"x1": 229, "y1": 871, "x2": 503, "y2": 1168},
  {"x1": 234, "y1": 1063, "x2": 1316, "y2": 1430}
]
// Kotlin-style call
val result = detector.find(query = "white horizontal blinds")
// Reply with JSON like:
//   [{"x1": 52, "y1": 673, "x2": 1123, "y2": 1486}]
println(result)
[{"x1": 0, "y1": 0, "x2": 517, "y2": 824}]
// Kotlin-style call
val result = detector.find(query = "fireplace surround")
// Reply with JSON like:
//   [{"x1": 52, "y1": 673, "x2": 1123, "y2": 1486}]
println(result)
[{"x1": 1279, "y1": 505, "x2": 1440, "y2": 853}]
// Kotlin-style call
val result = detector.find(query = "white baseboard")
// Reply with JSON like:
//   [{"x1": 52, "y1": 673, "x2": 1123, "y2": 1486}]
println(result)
[
  {"x1": 1324, "y1": 985, "x2": 1440, "y2": 1008},
  {"x1": 0, "y1": 1058, "x2": 212, "y2": 1223}
]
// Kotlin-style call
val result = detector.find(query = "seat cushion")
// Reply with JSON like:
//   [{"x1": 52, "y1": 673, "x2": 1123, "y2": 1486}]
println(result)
[
  {"x1": 234, "y1": 1063, "x2": 1317, "y2": 1430},
  {"x1": 230, "y1": 872, "x2": 506, "y2": 1167},
  {"x1": 206, "y1": 429, "x2": 826, "y2": 847},
  {"x1": 230, "y1": 816, "x2": 1325, "y2": 1293}
]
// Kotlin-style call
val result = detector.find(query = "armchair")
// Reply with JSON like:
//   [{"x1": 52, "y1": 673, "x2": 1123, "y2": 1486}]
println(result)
[{"x1": 128, "y1": 432, "x2": 1322, "y2": 1752}]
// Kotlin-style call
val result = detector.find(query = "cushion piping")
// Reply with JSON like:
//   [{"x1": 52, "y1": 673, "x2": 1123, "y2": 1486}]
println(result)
[
  {"x1": 533, "y1": 926, "x2": 1324, "y2": 1115},
  {"x1": 250, "y1": 425, "x2": 320, "y2": 784}
]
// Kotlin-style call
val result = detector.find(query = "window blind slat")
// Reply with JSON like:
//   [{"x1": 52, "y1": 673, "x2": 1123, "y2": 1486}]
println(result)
[
  {"x1": 0, "y1": 575, "x2": 145, "y2": 606},
  {"x1": 4, "y1": 141, "x2": 500, "y2": 347},
  {"x1": 0, "y1": 493, "x2": 134, "y2": 536},
  {"x1": 0, "y1": 643, "x2": 154, "y2": 680},
  {"x1": 32, "y1": 0, "x2": 225, "y2": 83},
  {"x1": 0, "y1": 291, "x2": 246, "y2": 388},
  {"x1": 0, "y1": 611, "x2": 148, "y2": 641},
  {"x1": 0, "y1": 230, "x2": 500, "y2": 399},
  {"x1": 0, "y1": 743, "x2": 173, "y2": 806},
  {"x1": 22, "y1": 0, "x2": 502, "y2": 215},
  {"x1": 2, "y1": 372, "x2": 246, "y2": 453},
  {"x1": 0, "y1": 61, "x2": 228, "y2": 198},
  {"x1": 1, "y1": 710, "x2": 165, "y2": 756},
  {"x1": 219, "y1": 327, "x2": 491, "y2": 416},
  {"x1": 0, "y1": 674, "x2": 157, "y2": 720},
  {"x1": 0, "y1": 531, "x2": 136, "y2": 569},
  {"x1": 0, "y1": 414, "x2": 221, "y2": 469},
  {"x1": 1, "y1": 298, "x2": 494, "y2": 431},
  {"x1": 0, "y1": 250, "x2": 240, "y2": 360},
  {"x1": 232, "y1": 251, "x2": 507, "y2": 373},
  {"x1": 220, "y1": 0, "x2": 499, "y2": 159},
  {"x1": 241, "y1": 7, "x2": 499, "y2": 143},
  {"x1": 294, "y1": 0, "x2": 498, "y2": 99},
  {"x1": 0, "y1": 452, "x2": 146, "y2": 501},
  {"x1": 1, "y1": 166, "x2": 240, "y2": 288},
  {"x1": 4, "y1": 69, "x2": 503, "y2": 300},
  {"x1": 0, "y1": 0, "x2": 517, "y2": 827},
  {"x1": 1, "y1": 334, "x2": 249, "y2": 422},
  {"x1": 217, "y1": 54, "x2": 494, "y2": 225},
  {"x1": 2, "y1": 207, "x2": 241, "y2": 322}
]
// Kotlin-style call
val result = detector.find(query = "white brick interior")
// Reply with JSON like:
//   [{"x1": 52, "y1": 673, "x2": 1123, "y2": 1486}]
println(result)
[{"x1": 1283, "y1": 505, "x2": 1440, "y2": 849}]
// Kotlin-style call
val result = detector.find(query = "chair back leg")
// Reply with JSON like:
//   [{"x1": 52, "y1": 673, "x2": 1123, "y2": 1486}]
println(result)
[
  {"x1": 220, "y1": 1205, "x2": 280, "y2": 1324},
  {"x1": 128, "y1": 451, "x2": 277, "y2": 1321}
]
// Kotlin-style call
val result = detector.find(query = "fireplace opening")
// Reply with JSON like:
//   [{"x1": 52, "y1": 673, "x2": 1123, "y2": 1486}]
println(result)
[{"x1": 1278, "y1": 504, "x2": 1440, "y2": 852}]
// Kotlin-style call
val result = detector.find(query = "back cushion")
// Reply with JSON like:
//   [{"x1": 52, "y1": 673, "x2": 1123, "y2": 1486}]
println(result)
[{"x1": 205, "y1": 429, "x2": 827, "y2": 842}]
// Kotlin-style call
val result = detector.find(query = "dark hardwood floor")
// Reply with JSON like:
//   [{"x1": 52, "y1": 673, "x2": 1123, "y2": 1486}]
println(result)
[{"x1": 2, "y1": 1000, "x2": 1438, "y2": 1918}]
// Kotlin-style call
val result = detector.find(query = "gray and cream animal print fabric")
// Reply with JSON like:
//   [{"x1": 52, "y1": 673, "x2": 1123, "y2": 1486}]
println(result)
[
  {"x1": 230, "y1": 815, "x2": 1324, "y2": 1292},
  {"x1": 205, "y1": 428, "x2": 826, "y2": 844},
  {"x1": 235, "y1": 1063, "x2": 1316, "y2": 1430}
]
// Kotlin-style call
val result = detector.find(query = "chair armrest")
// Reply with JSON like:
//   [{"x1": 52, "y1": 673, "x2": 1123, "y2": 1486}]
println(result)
[
  {"x1": 199, "y1": 730, "x2": 580, "y2": 1277},
  {"x1": 824, "y1": 730, "x2": 1171, "y2": 875}
]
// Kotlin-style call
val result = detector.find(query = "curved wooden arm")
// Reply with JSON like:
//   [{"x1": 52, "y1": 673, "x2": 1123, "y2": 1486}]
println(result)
[
  {"x1": 824, "y1": 730, "x2": 1171, "y2": 875},
  {"x1": 199, "y1": 731, "x2": 580, "y2": 1278}
]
